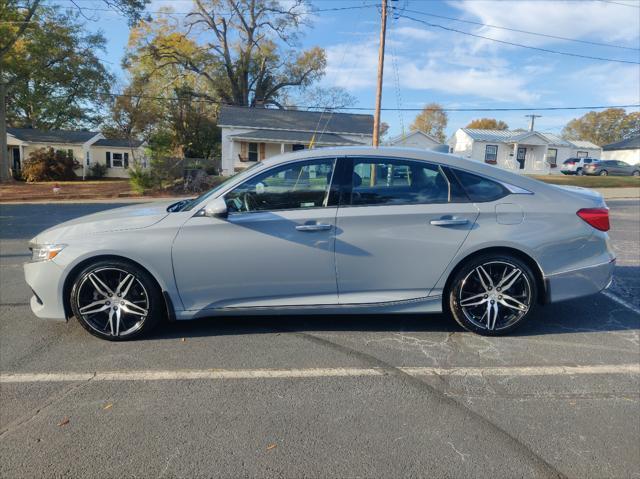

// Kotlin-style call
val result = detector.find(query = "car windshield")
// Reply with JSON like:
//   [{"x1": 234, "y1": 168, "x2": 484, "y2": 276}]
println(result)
[{"x1": 169, "y1": 162, "x2": 265, "y2": 212}]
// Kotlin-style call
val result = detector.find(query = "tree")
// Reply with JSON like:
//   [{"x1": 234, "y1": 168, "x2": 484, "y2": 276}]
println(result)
[
  {"x1": 466, "y1": 118, "x2": 508, "y2": 130},
  {"x1": 21, "y1": 147, "x2": 79, "y2": 182},
  {"x1": 410, "y1": 103, "x2": 448, "y2": 142},
  {"x1": 129, "y1": 0, "x2": 326, "y2": 108},
  {"x1": 562, "y1": 108, "x2": 640, "y2": 146},
  {"x1": 288, "y1": 86, "x2": 357, "y2": 110},
  {"x1": 2, "y1": 6, "x2": 113, "y2": 129}
]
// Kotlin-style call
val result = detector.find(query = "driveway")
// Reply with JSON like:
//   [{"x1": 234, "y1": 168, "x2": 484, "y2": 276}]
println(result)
[{"x1": 1, "y1": 200, "x2": 638, "y2": 478}]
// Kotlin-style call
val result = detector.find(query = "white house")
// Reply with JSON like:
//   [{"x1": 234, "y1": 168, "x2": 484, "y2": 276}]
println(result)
[
  {"x1": 386, "y1": 130, "x2": 442, "y2": 150},
  {"x1": 601, "y1": 136, "x2": 639, "y2": 164},
  {"x1": 5, "y1": 128, "x2": 147, "y2": 179},
  {"x1": 218, "y1": 106, "x2": 373, "y2": 175},
  {"x1": 448, "y1": 128, "x2": 601, "y2": 174}
]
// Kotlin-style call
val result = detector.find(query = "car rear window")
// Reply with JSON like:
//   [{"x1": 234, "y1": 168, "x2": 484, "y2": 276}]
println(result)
[
  {"x1": 449, "y1": 169, "x2": 509, "y2": 202},
  {"x1": 563, "y1": 159, "x2": 576, "y2": 164}
]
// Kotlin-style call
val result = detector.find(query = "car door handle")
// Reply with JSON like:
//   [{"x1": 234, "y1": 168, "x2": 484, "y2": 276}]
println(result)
[
  {"x1": 295, "y1": 224, "x2": 333, "y2": 232},
  {"x1": 430, "y1": 217, "x2": 469, "y2": 226}
]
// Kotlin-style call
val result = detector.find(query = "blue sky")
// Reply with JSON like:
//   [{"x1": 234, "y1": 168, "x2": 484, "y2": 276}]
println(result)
[{"x1": 58, "y1": 0, "x2": 639, "y2": 137}]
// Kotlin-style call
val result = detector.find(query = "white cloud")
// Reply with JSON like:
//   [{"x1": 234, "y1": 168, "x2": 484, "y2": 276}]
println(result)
[
  {"x1": 391, "y1": 26, "x2": 436, "y2": 42},
  {"x1": 569, "y1": 64, "x2": 640, "y2": 104},
  {"x1": 324, "y1": 38, "x2": 540, "y2": 103},
  {"x1": 452, "y1": 0, "x2": 640, "y2": 47}
]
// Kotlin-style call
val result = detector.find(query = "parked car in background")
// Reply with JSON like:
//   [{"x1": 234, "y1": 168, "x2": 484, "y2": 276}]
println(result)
[
  {"x1": 561, "y1": 157, "x2": 597, "y2": 175},
  {"x1": 583, "y1": 160, "x2": 640, "y2": 176},
  {"x1": 25, "y1": 147, "x2": 615, "y2": 340}
]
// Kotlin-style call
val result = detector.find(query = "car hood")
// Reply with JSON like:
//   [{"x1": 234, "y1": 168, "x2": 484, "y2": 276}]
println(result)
[{"x1": 31, "y1": 200, "x2": 177, "y2": 244}]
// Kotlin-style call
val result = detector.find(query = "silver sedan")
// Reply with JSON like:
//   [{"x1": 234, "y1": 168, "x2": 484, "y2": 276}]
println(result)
[{"x1": 25, "y1": 147, "x2": 616, "y2": 340}]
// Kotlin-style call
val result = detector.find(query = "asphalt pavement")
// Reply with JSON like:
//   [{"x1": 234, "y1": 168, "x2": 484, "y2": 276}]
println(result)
[{"x1": 0, "y1": 200, "x2": 638, "y2": 478}]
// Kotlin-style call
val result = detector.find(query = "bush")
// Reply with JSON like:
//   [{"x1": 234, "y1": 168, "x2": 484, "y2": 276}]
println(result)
[
  {"x1": 89, "y1": 163, "x2": 108, "y2": 178},
  {"x1": 21, "y1": 147, "x2": 79, "y2": 182},
  {"x1": 129, "y1": 167, "x2": 155, "y2": 194}
]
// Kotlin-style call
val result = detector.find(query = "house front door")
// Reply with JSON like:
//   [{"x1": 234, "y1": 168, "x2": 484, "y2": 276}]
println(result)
[
  {"x1": 11, "y1": 147, "x2": 21, "y2": 175},
  {"x1": 517, "y1": 147, "x2": 526, "y2": 170}
]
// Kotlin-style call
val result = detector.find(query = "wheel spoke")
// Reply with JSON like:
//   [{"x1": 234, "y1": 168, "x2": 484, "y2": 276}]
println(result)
[
  {"x1": 460, "y1": 292, "x2": 488, "y2": 307},
  {"x1": 116, "y1": 274, "x2": 135, "y2": 298},
  {"x1": 475, "y1": 266, "x2": 494, "y2": 292},
  {"x1": 79, "y1": 300, "x2": 109, "y2": 315},
  {"x1": 497, "y1": 268, "x2": 522, "y2": 292},
  {"x1": 487, "y1": 301, "x2": 499, "y2": 330},
  {"x1": 115, "y1": 307, "x2": 122, "y2": 336},
  {"x1": 498, "y1": 294, "x2": 529, "y2": 312},
  {"x1": 120, "y1": 300, "x2": 148, "y2": 317},
  {"x1": 106, "y1": 308, "x2": 115, "y2": 335},
  {"x1": 89, "y1": 273, "x2": 113, "y2": 297}
]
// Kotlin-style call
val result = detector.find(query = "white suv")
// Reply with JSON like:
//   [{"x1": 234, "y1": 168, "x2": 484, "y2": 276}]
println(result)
[{"x1": 561, "y1": 157, "x2": 597, "y2": 176}]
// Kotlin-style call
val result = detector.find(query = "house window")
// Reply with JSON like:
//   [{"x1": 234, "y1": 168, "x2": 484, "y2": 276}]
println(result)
[
  {"x1": 67, "y1": 149, "x2": 74, "y2": 159},
  {"x1": 546, "y1": 148, "x2": 558, "y2": 167},
  {"x1": 292, "y1": 144, "x2": 305, "y2": 151},
  {"x1": 85, "y1": 151, "x2": 90, "y2": 165},
  {"x1": 248, "y1": 143, "x2": 258, "y2": 161},
  {"x1": 112, "y1": 152, "x2": 124, "y2": 167},
  {"x1": 484, "y1": 145, "x2": 498, "y2": 164},
  {"x1": 576, "y1": 151, "x2": 588, "y2": 158}
]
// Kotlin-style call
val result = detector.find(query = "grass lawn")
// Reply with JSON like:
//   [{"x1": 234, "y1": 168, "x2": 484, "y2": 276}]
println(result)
[{"x1": 530, "y1": 175, "x2": 640, "y2": 188}]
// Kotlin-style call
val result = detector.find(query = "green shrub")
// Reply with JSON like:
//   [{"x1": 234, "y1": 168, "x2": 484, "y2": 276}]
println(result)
[
  {"x1": 129, "y1": 167, "x2": 155, "y2": 194},
  {"x1": 89, "y1": 163, "x2": 107, "y2": 179},
  {"x1": 21, "y1": 147, "x2": 79, "y2": 182}
]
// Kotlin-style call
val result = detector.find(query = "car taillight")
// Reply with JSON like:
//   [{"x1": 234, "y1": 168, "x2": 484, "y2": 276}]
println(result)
[
  {"x1": 566, "y1": 161, "x2": 575, "y2": 165},
  {"x1": 577, "y1": 208, "x2": 610, "y2": 231}
]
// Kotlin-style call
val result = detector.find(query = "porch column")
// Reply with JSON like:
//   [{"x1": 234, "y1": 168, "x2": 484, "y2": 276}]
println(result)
[
  {"x1": 512, "y1": 143, "x2": 518, "y2": 171},
  {"x1": 542, "y1": 144, "x2": 549, "y2": 174},
  {"x1": 281, "y1": 143, "x2": 285, "y2": 154}
]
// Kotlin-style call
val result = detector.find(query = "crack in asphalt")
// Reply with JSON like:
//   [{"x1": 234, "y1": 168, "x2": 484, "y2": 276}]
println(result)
[{"x1": 289, "y1": 328, "x2": 567, "y2": 479}]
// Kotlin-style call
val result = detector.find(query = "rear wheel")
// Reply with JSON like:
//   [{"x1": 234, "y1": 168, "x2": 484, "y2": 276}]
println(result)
[
  {"x1": 576, "y1": 168, "x2": 584, "y2": 176},
  {"x1": 448, "y1": 254, "x2": 537, "y2": 336},
  {"x1": 70, "y1": 260, "x2": 162, "y2": 341},
  {"x1": 599, "y1": 170, "x2": 608, "y2": 176}
]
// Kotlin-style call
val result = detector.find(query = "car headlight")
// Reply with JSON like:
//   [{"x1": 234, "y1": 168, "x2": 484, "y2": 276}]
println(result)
[{"x1": 29, "y1": 244, "x2": 66, "y2": 262}]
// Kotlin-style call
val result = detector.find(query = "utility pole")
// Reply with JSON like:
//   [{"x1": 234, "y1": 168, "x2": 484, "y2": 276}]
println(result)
[
  {"x1": 525, "y1": 114, "x2": 542, "y2": 132},
  {"x1": 0, "y1": 82, "x2": 8, "y2": 181},
  {"x1": 372, "y1": 0, "x2": 387, "y2": 147}
]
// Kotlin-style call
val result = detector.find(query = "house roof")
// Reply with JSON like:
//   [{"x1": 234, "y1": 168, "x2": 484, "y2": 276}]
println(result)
[
  {"x1": 459, "y1": 128, "x2": 600, "y2": 149},
  {"x1": 93, "y1": 138, "x2": 145, "y2": 148},
  {"x1": 218, "y1": 105, "x2": 373, "y2": 135},
  {"x1": 229, "y1": 130, "x2": 364, "y2": 146},
  {"x1": 7, "y1": 127, "x2": 99, "y2": 144},
  {"x1": 602, "y1": 136, "x2": 640, "y2": 151},
  {"x1": 387, "y1": 130, "x2": 441, "y2": 145}
]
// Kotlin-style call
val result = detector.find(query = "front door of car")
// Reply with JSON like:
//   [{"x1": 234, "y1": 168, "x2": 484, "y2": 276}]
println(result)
[
  {"x1": 172, "y1": 157, "x2": 340, "y2": 311},
  {"x1": 335, "y1": 157, "x2": 479, "y2": 304}
]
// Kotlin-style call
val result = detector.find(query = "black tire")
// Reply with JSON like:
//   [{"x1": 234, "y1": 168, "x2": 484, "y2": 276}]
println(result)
[
  {"x1": 70, "y1": 259, "x2": 162, "y2": 341},
  {"x1": 447, "y1": 254, "x2": 538, "y2": 336},
  {"x1": 576, "y1": 168, "x2": 584, "y2": 176},
  {"x1": 632, "y1": 170, "x2": 639, "y2": 177},
  {"x1": 599, "y1": 170, "x2": 608, "y2": 176}
]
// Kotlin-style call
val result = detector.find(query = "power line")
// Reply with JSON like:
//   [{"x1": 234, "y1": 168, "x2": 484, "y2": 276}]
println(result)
[
  {"x1": 399, "y1": 14, "x2": 640, "y2": 65},
  {"x1": 399, "y1": 7, "x2": 639, "y2": 51},
  {"x1": 72, "y1": 92, "x2": 640, "y2": 111},
  {"x1": 599, "y1": 0, "x2": 640, "y2": 8}
]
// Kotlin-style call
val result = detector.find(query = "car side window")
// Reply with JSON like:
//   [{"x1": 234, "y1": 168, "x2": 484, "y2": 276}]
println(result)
[
  {"x1": 449, "y1": 168, "x2": 509, "y2": 202},
  {"x1": 348, "y1": 158, "x2": 457, "y2": 206},
  {"x1": 583, "y1": 159, "x2": 592, "y2": 164},
  {"x1": 225, "y1": 158, "x2": 336, "y2": 213}
]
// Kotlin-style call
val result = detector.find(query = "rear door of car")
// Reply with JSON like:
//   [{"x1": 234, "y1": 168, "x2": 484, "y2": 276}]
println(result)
[{"x1": 334, "y1": 156, "x2": 479, "y2": 304}]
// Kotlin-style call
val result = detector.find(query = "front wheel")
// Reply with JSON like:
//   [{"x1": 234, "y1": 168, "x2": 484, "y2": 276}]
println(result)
[
  {"x1": 70, "y1": 260, "x2": 162, "y2": 341},
  {"x1": 599, "y1": 170, "x2": 608, "y2": 176},
  {"x1": 447, "y1": 255, "x2": 537, "y2": 336}
]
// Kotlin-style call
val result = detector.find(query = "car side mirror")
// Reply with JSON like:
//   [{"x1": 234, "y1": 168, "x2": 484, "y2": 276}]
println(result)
[{"x1": 203, "y1": 197, "x2": 228, "y2": 219}]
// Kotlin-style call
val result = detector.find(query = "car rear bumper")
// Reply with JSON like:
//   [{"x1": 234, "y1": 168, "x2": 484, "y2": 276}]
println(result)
[
  {"x1": 545, "y1": 257, "x2": 615, "y2": 303},
  {"x1": 24, "y1": 260, "x2": 67, "y2": 321}
]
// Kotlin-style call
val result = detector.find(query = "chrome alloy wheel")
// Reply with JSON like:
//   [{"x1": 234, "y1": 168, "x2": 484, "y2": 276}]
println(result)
[
  {"x1": 75, "y1": 267, "x2": 149, "y2": 337},
  {"x1": 458, "y1": 261, "x2": 532, "y2": 331}
]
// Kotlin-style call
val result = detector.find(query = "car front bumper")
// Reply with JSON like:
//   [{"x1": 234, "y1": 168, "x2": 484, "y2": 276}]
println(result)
[
  {"x1": 545, "y1": 257, "x2": 616, "y2": 303},
  {"x1": 24, "y1": 259, "x2": 68, "y2": 321}
]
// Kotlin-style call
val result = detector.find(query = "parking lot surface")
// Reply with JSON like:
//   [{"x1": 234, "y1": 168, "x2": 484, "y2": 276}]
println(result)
[{"x1": 1, "y1": 200, "x2": 639, "y2": 478}]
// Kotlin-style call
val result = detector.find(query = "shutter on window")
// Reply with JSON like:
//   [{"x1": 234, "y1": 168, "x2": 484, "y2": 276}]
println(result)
[
  {"x1": 259, "y1": 143, "x2": 265, "y2": 161},
  {"x1": 124, "y1": 152, "x2": 129, "y2": 169},
  {"x1": 106, "y1": 151, "x2": 111, "y2": 168},
  {"x1": 240, "y1": 142, "x2": 247, "y2": 161}
]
